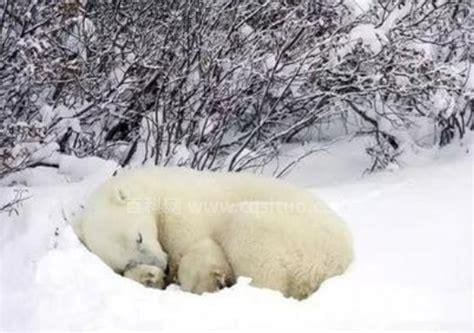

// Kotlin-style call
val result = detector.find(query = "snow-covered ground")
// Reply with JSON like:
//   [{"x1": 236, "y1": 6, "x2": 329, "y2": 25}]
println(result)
[{"x1": 0, "y1": 140, "x2": 472, "y2": 332}]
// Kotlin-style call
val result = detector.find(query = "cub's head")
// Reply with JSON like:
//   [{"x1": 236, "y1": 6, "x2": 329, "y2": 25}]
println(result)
[{"x1": 75, "y1": 185, "x2": 168, "y2": 275}]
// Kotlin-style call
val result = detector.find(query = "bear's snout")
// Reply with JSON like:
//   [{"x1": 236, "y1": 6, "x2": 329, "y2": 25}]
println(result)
[
  {"x1": 124, "y1": 253, "x2": 168, "y2": 273},
  {"x1": 142, "y1": 255, "x2": 168, "y2": 272}
]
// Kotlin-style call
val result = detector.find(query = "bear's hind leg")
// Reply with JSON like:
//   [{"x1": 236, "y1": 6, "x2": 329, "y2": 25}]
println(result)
[{"x1": 248, "y1": 268, "x2": 291, "y2": 298}]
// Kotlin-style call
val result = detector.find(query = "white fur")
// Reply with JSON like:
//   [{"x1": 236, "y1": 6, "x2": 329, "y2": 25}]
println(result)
[{"x1": 77, "y1": 167, "x2": 353, "y2": 299}]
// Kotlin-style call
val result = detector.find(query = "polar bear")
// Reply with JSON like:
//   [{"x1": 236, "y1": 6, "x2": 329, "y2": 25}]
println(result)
[{"x1": 75, "y1": 167, "x2": 353, "y2": 299}]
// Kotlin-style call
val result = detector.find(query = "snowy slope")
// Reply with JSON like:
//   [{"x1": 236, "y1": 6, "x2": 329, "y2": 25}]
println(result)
[{"x1": 0, "y1": 143, "x2": 472, "y2": 332}]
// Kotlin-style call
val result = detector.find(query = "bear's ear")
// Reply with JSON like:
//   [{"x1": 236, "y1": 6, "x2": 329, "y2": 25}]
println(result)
[{"x1": 112, "y1": 186, "x2": 130, "y2": 206}]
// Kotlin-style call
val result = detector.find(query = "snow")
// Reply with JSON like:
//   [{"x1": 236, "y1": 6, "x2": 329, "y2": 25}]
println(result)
[
  {"x1": 345, "y1": 0, "x2": 373, "y2": 16},
  {"x1": 348, "y1": 24, "x2": 386, "y2": 54},
  {"x1": 239, "y1": 24, "x2": 254, "y2": 38},
  {"x1": 0, "y1": 140, "x2": 472, "y2": 332},
  {"x1": 344, "y1": 2, "x2": 413, "y2": 55}
]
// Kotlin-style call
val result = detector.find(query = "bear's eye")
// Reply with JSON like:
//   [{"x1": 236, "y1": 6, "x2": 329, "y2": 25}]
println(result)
[{"x1": 136, "y1": 232, "x2": 143, "y2": 244}]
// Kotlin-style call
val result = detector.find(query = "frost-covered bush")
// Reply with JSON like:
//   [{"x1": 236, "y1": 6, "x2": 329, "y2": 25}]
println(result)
[
  {"x1": 0, "y1": 0, "x2": 471, "y2": 177},
  {"x1": 344, "y1": 0, "x2": 473, "y2": 169}
]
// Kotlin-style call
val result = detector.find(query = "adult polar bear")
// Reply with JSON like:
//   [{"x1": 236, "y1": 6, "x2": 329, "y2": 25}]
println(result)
[{"x1": 75, "y1": 167, "x2": 353, "y2": 299}]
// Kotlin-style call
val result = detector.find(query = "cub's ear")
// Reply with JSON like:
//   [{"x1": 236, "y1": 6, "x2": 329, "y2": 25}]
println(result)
[{"x1": 112, "y1": 186, "x2": 130, "y2": 205}]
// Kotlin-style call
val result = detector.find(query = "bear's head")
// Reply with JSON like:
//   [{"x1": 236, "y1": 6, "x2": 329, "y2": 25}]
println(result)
[{"x1": 75, "y1": 185, "x2": 168, "y2": 275}]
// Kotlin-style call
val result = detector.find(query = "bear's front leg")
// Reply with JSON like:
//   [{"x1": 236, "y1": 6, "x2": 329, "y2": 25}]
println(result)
[
  {"x1": 124, "y1": 264, "x2": 166, "y2": 289},
  {"x1": 177, "y1": 238, "x2": 235, "y2": 295}
]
